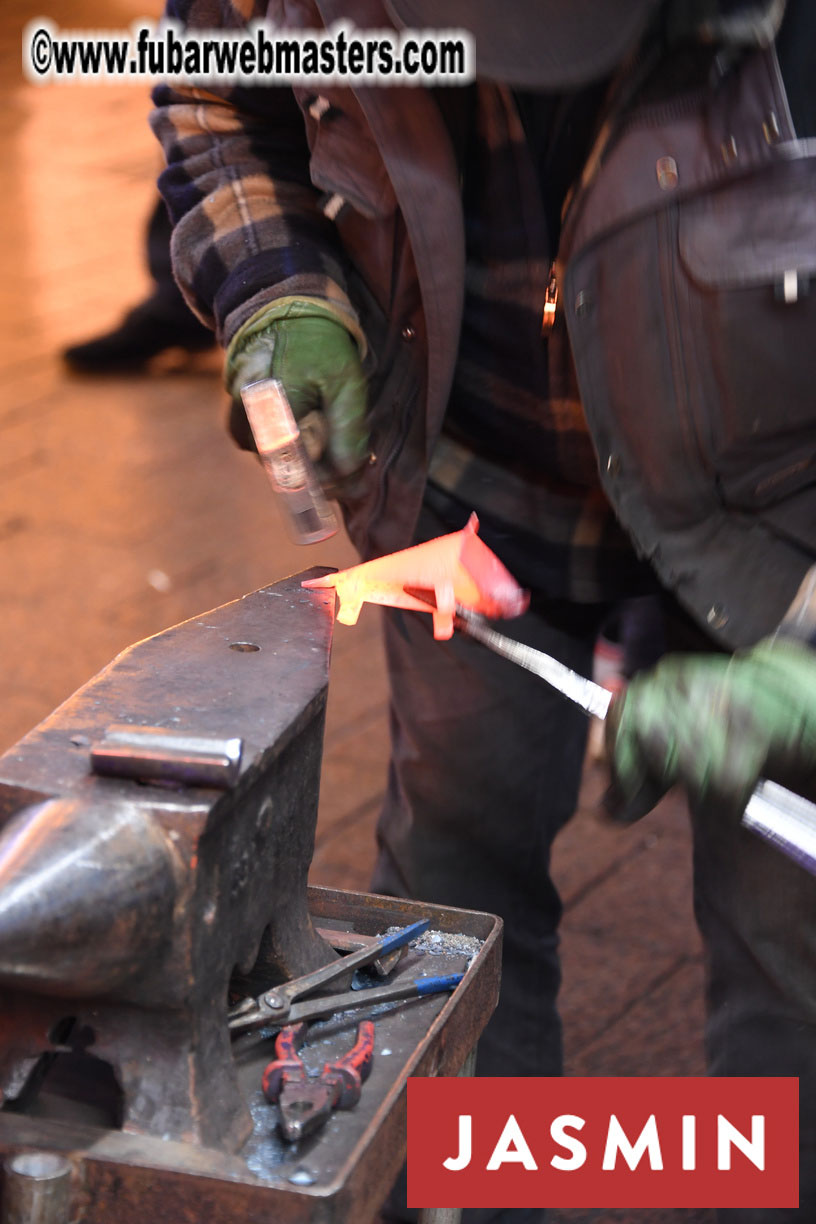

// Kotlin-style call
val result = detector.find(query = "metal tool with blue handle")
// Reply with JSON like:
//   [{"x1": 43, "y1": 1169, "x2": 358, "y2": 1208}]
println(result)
[{"x1": 228, "y1": 919, "x2": 463, "y2": 1035}]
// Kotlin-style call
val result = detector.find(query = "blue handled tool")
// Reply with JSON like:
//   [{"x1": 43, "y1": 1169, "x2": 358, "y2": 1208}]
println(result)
[{"x1": 228, "y1": 920, "x2": 463, "y2": 1035}]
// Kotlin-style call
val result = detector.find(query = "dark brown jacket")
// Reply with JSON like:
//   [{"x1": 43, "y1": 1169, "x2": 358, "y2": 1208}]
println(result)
[{"x1": 152, "y1": 0, "x2": 816, "y2": 644}]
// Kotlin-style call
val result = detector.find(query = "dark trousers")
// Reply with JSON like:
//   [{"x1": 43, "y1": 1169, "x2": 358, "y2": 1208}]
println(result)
[
  {"x1": 373, "y1": 501, "x2": 606, "y2": 1224},
  {"x1": 373, "y1": 594, "x2": 600, "y2": 1084},
  {"x1": 691, "y1": 795, "x2": 816, "y2": 1223},
  {"x1": 373, "y1": 499, "x2": 816, "y2": 1223}
]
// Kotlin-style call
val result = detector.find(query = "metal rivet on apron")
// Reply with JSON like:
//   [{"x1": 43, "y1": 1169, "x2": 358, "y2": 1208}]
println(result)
[
  {"x1": 721, "y1": 136, "x2": 738, "y2": 164},
  {"x1": 782, "y1": 270, "x2": 799, "y2": 304},
  {"x1": 656, "y1": 156, "x2": 678, "y2": 190},
  {"x1": 401, "y1": 324, "x2": 416, "y2": 342},
  {"x1": 706, "y1": 604, "x2": 729, "y2": 629},
  {"x1": 322, "y1": 193, "x2": 345, "y2": 220},
  {"x1": 606, "y1": 453, "x2": 621, "y2": 477},
  {"x1": 574, "y1": 290, "x2": 593, "y2": 318},
  {"x1": 309, "y1": 96, "x2": 331, "y2": 120},
  {"x1": 762, "y1": 112, "x2": 781, "y2": 144}
]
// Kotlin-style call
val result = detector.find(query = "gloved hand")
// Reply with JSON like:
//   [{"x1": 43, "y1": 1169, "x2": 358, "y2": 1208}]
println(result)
[
  {"x1": 605, "y1": 637, "x2": 816, "y2": 822},
  {"x1": 225, "y1": 297, "x2": 369, "y2": 484}
]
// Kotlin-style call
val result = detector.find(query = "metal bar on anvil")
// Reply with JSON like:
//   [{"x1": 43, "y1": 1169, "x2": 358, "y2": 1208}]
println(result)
[{"x1": 89, "y1": 724, "x2": 244, "y2": 788}]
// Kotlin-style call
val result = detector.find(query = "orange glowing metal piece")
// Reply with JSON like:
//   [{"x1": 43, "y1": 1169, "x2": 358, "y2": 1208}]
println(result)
[{"x1": 302, "y1": 513, "x2": 529, "y2": 640}]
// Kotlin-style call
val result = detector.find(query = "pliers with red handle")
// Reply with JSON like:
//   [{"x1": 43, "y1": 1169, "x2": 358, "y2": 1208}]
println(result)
[{"x1": 262, "y1": 1018, "x2": 376, "y2": 1141}]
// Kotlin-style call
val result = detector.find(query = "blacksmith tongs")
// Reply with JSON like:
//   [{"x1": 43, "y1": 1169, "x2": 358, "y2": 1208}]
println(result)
[{"x1": 228, "y1": 919, "x2": 463, "y2": 1036}]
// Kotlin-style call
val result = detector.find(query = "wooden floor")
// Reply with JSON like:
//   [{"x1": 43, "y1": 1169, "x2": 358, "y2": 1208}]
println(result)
[{"x1": 2, "y1": 5, "x2": 711, "y2": 1220}]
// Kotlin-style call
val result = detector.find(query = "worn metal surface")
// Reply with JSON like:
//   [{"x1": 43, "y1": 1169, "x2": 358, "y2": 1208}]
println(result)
[
  {"x1": 0, "y1": 887, "x2": 502, "y2": 1224},
  {"x1": 1, "y1": 1152, "x2": 73, "y2": 1224},
  {"x1": 0, "y1": 571, "x2": 338, "y2": 1151},
  {"x1": 0, "y1": 796, "x2": 177, "y2": 996}
]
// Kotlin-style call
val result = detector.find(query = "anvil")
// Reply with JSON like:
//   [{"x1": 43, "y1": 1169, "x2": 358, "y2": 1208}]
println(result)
[{"x1": 0, "y1": 570, "x2": 338, "y2": 1151}]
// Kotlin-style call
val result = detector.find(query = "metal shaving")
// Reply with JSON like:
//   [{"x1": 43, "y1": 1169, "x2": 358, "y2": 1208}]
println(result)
[{"x1": 384, "y1": 926, "x2": 483, "y2": 963}]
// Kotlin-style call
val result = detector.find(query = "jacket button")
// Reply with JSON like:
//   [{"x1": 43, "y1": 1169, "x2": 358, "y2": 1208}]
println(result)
[
  {"x1": 656, "y1": 156, "x2": 678, "y2": 190},
  {"x1": 401, "y1": 324, "x2": 416, "y2": 342},
  {"x1": 721, "y1": 135, "x2": 738, "y2": 165},
  {"x1": 763, "y1": 111, "x2": 781, "y2": 144},
  {"x1": 574, "y1": 290, "x2": 593, "y2": 318},
  {"x1": 706, "y1": 604, "x2": 729, "y2": 629},
  {"x1": 606, "y1": 453, "x2": 621, "y2": 477}
]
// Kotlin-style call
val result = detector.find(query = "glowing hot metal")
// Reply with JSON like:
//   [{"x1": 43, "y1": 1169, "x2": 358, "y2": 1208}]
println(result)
[{"x1": 301, "y1": 513, "x2": 529, "y2": 640}]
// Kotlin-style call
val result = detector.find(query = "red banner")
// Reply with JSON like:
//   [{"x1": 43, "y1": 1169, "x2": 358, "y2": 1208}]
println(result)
[{"x1": 407, "y1": 1077, "x2": 798, "y2": 1209}]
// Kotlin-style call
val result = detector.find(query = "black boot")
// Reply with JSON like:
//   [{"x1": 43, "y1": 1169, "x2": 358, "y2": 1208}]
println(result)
[{"x1": 63, "y1": 298, "x2": 214, "y2": 373}]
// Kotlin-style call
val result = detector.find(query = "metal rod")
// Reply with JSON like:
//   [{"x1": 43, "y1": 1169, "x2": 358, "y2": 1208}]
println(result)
[
  {"x1": 457, "y1": 610, "x2": 816, "y2": 877},
  {"x1": 417, "y1": 1044, "x2": 478, "y2": 1224},
  {"x1": 455, "y1": 608, "x2": 612, "y2": 720},
  {"x1": 90, "y1": 723, "x2": 243, "y2": 788}
]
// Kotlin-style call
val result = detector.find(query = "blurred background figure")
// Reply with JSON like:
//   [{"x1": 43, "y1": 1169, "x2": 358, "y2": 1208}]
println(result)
[
  {"x1": 62, "y1": 197, "x2": 215, "y2": 372},
  {"x1": 55, "y1": 0, "x2": 214, "y2": 373},
  {"x1": 0, "y1": 0, "x2": 361, "y2": 748}
]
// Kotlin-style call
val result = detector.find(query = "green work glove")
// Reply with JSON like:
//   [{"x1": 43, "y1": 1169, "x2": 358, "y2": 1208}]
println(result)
[
  {"x1": 225, "y1": 297, "x2": 369, "y2": 484},
  {"x1": 605, "y1": 637, "x2": 816, "y2": 822}
]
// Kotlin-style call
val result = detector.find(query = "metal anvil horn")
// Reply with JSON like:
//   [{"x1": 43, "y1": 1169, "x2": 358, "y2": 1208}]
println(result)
[{"x1": 0, "y1": 570, "x2": 337, "y2": 1151}]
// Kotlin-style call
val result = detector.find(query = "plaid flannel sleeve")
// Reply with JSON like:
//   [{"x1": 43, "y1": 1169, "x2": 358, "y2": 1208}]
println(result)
[{"x1": 149, "y1": 0, "x2": 358, "y2": 346}]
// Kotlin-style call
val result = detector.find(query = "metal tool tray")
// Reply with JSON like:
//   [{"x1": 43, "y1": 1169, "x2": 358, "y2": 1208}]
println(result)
[{"x1": 0, "y1": 886, "x2": 501, "y2": 1224}]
